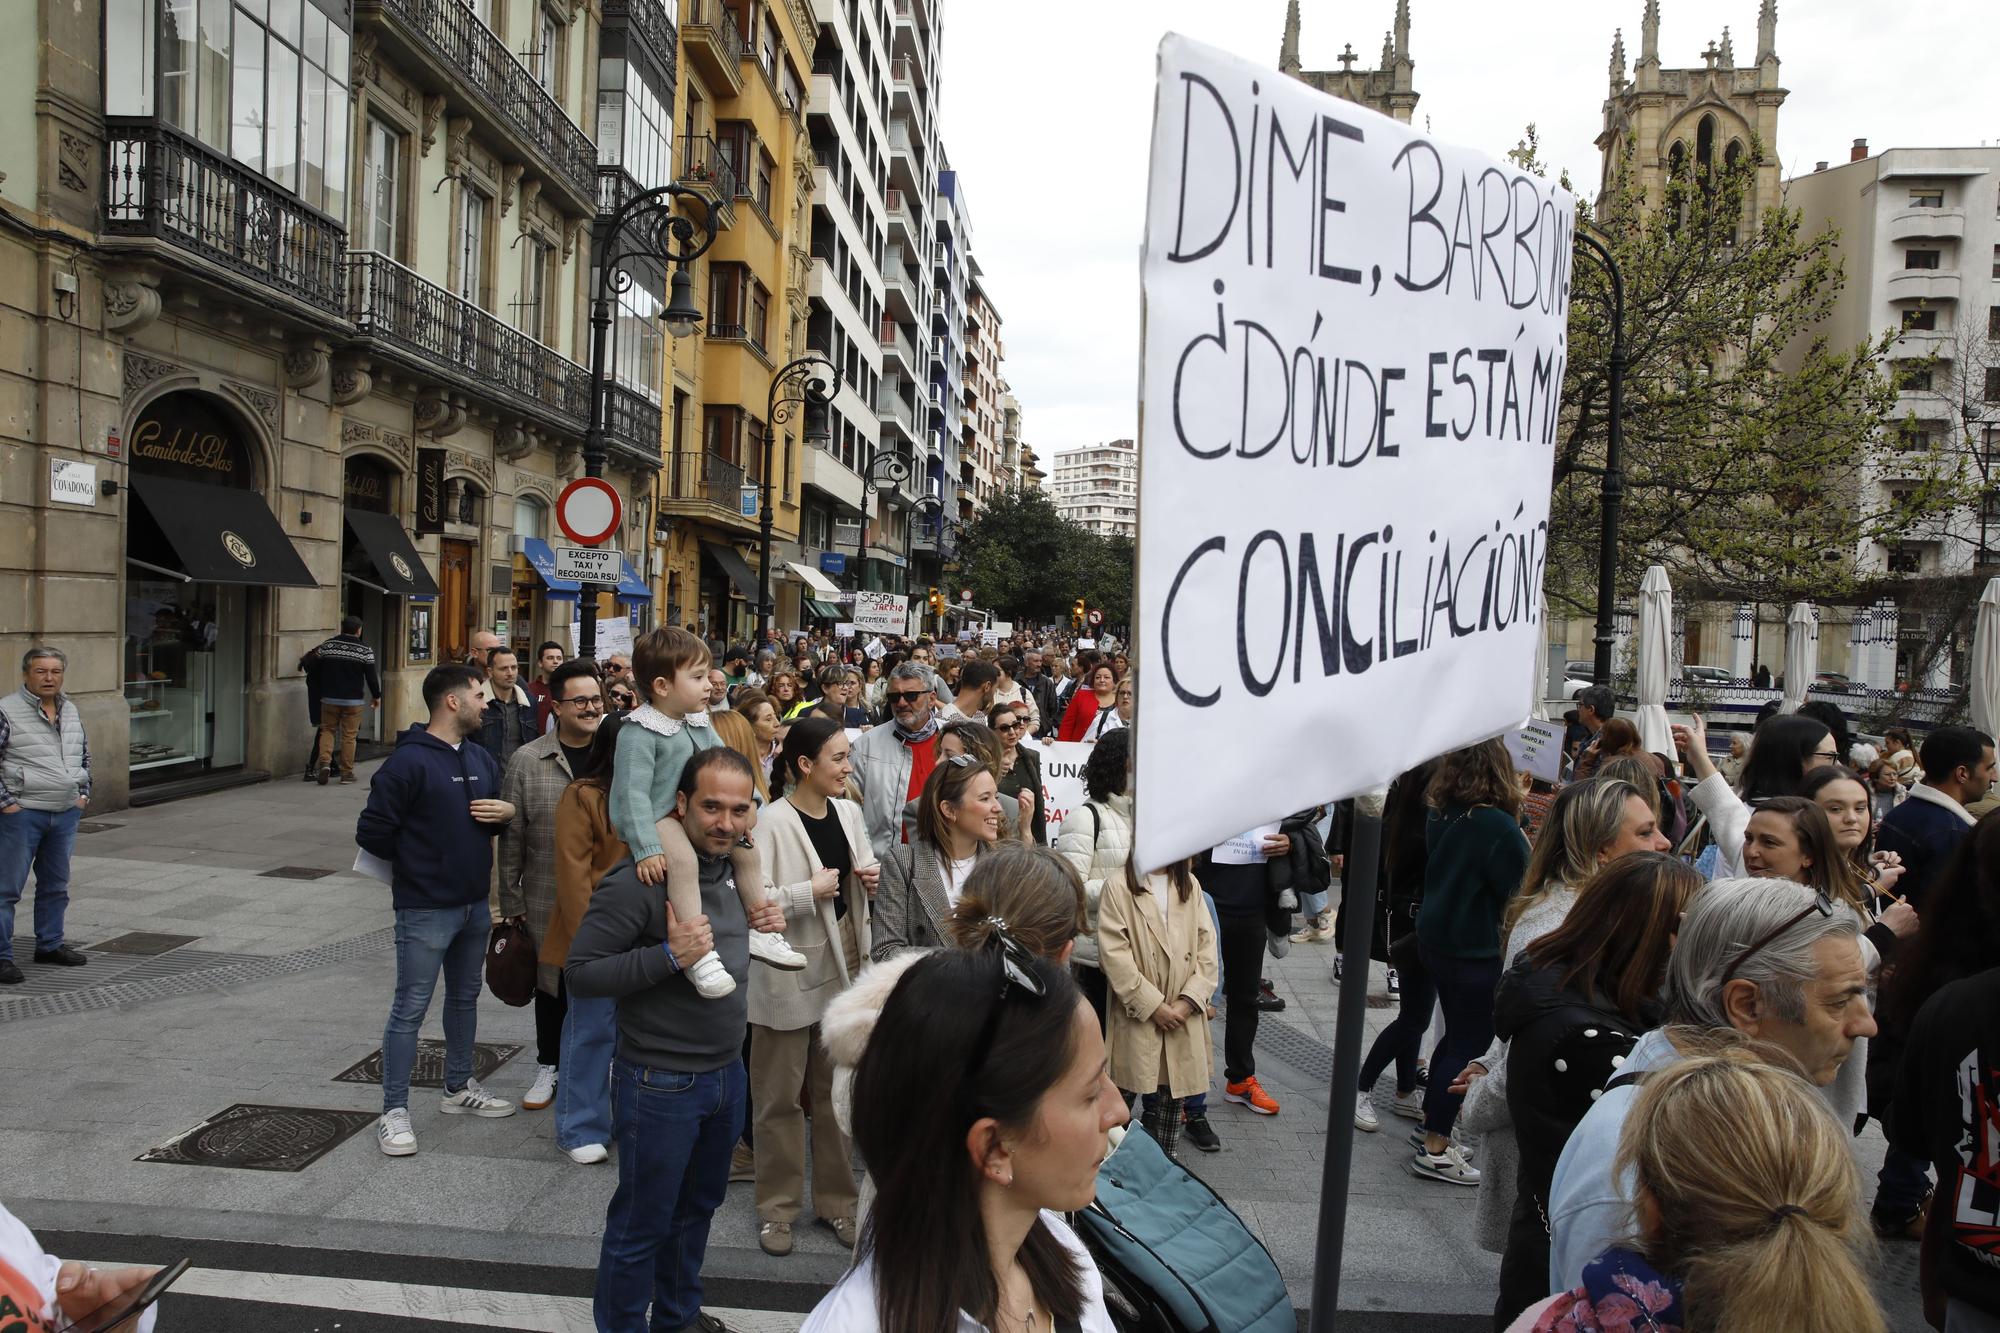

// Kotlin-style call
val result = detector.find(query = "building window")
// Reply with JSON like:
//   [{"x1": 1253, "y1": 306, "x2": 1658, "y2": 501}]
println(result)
[
  {"x1": 703, "y1": 406, "x2": 742, "y2": 461},
  {"x1": 750, "y1": 283, "x2": 769, "y2": 352},
  {"x1": 707, "y1": 263, "x2": 746, "y2": 337},
  {"x1": 1988, "y1": 367, "x2": 2000, "y2": 403},
  {"x1": 1909, "y1": 188, "x2": 1944, "y2": 209},
  {"x1": 1887, "y1": 545, "x2": 1922, "y2": 575},
  {"x1": 1990, "y1": 306, "x2": 2000, "y2": 340},
  {"x1": 1905, "y1": 249, "x2": 1942, "y2": 271},
  {"x1": 1902, "y1": 308, "x2": 1938, "y2": 331},
  {"x1": 513, "y1": 493, "x2": 547, "y2": 539},
  {"x1": 459, "y1": 188, "x2": 490, "y2": 308},
  {"x1": 516, "y1": 238, "x2": 551, "y2": 340},
  {"x1": 361, "y1": 115, "x2": 403, "y2": 258},
  {"x1": 459, "y1": 0, "x2": 491, "y2": 25},
  {"x1": 535, "y1": 7, "x2": 562, "y2": 95}
]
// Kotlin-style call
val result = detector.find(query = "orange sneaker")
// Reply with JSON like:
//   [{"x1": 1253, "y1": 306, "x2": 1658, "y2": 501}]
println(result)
[{"x1": 1225, "y1": 1076, "x2": 1280, "y2": 1116}]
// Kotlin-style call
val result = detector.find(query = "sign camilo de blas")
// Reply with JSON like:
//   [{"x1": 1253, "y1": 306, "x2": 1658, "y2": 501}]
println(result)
[{"x1": 1132, "y1": 35, "x2": 1574, "y2": 871}]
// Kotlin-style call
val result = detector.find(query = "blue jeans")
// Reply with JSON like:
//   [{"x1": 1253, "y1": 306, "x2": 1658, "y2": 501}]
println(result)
[
  {"x1": 1418, "y1": 941, "x2": 1501, "y2": 1138},
  {"x1": 0, "y1": 805, "x2": 80, "y2": 959},
  {"x1": 596, "y1": 1058, "x2": 745, "y2": 1333},
  {"x1": 381, "y1": 902, "x2": 489, "y2": 1113},
  {"x1": 557, "y1": 993, "x2": 618, "y2": 1151}
]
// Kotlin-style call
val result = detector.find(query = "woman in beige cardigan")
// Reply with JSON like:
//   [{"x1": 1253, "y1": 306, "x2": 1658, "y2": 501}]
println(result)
[
  {"x1": 749, "y1": 716, "x2": 880, "y2": 1258},
  {"x1": 1097, "y1": 856, "x2": 1219, "y2": 1161}
]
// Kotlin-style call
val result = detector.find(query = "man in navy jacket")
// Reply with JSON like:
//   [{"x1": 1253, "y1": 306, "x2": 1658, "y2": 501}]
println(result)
[
  {"x1": 356, "y1": 663, "x2": 519, "y2": 1157},
  {"x1": 1876, "y1": 725, "x2": 1994, "y2": 911}
]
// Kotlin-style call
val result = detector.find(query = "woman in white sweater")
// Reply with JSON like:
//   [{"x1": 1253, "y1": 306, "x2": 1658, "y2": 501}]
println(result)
[
  {"x1": 1673, "y1": 712, "x2": 1842, "y2": 878},
  {"x1": 748, "y1": 716, "x2": 881, "y2": 1257}
]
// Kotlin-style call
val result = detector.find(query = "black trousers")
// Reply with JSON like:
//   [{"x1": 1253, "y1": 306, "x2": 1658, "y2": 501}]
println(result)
[
  {"x1": 1216, "y1": 909, "x2": 1265, "y2": 1082},
  {"x1": 1495, "y1": 1186, "x2": 1551, "y2": 1329},
  {"x1": 533, "y1": 976, "x2": 567, "y2": 1067},
  {"x1": 1076, "y1": 963, "x2": 1109, "y2": 1031}
]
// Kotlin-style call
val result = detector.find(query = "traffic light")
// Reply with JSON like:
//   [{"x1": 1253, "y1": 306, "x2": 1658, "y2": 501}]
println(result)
[
  {"x1": 1073, "y1": 598, "x2": 1086, "y2": 625},
  {"x1": 929, "y1": 586, "x2": 944, "y2": 614}
]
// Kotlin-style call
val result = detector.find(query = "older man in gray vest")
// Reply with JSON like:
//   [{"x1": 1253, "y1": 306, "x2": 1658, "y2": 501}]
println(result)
[{"x1": 0, "y1": 646, "x2": 92, "y2": 984}]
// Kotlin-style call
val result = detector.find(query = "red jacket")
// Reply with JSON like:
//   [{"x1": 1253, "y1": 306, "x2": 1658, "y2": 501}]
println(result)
[{"x1": 1056, "y1": 688, "x2": 1103, "y2": 742}]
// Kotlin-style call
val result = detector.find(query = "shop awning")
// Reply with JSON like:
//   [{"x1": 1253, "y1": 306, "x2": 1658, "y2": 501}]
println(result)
[
  {"x1": 342, "y1": 510, "x2": 439, "y2": 596},
  {"x1": 701, "y1": 542, "x2": 760, "y2": 601},
  {"x1": 613, "y1": 555, "x2": 652, "y2": 602},
  {"x1": 786, "y1": 561, "x2": 842, "y2": 599},
  {"x1": 129, "y1": 473, "x2": 316, "y2": 588},
  {"x1": 805, "y1": 599, "x2": 844, "y2": 619},
  {"x1": 521, "y1": 537, "x2": 582, "y2": 600}
]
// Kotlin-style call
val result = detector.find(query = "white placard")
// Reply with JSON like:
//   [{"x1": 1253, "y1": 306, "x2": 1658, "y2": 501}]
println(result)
[
  {"x1": 863, "y1": 636, "x2": 886, "y2": 661},
  {"x1": 1505, "y1": 718, "x2": 1565, "y2": 783},
  {"x1": 853, "y1": 591, "x2": 907, "y2": 634},
  {"x1": 979, "y1": 629, "x2": 1004, "y2": 647},
  {"x1": 50, "y1": 459, "x2": 97, "y2": 506},
  {"x1": 570, "y1": 616, "x2": 634, "y2": 662},
  {"x1": 993, "y1": 621, "x2": 1014, "y2": 637},
  {"x1": 1132, "y1": 35, "x2": 1572, "y2": 871},
  {"x1": 1213, "y1": 822, "x2": 1281, "y2": 865},
  {"x1": 552, "y1": 545, "x2": 621, "y2": 583},
  {"x1": 835, "y1": 622, "x2": 855, "y2": 638},
  {"x1": 1035, "y1": 740, "x2": 1095, "y2": 839},
  {"x1": 1076, "y1": 638, "x2": 1098, "y2": 650}
]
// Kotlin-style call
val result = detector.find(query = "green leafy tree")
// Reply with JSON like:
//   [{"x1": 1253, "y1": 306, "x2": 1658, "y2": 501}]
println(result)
[
  {"x1": 1512, "y1": 126, "x2": 1966, "y2": 612},
  {"x1": 956, "y1": 485, "x2": 1134, "y2": 628}
]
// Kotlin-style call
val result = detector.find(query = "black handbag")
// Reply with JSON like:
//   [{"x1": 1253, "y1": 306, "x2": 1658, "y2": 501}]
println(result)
[{"x1": 484, "y1": 917, "x2": 537, "y2": 1007}]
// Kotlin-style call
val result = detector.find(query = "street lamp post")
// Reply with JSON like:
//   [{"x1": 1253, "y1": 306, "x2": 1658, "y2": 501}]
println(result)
[
  {"x1": 1575, "y1": 229, "x2": 1627, "y2": 688},
  {"x1": 858, "y1": 446, "x2": 915, "y2": 591},
  {"x1": 577, "y1": 183, "x2": 717, "y2": 662},
  {"x1": 759, "y1": 356, "x2": 841, "y2": 651}
]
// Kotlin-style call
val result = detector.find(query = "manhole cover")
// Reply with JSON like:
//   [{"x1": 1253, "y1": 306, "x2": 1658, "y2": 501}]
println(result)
[
  {"x1": 138, "y1": 1104, "x2": 377, "y2": 1172},
  {"x1": 91, "y1": 932, "x2": 200, "y2": 957},
  {"x1": 332, "y1": 1040, "x2": 521, "y2": 1088},
  {"x1": 260, "y1": 866, "x2": 336, "y2": 880},
  {"x1": 76, "y1": 821, "x2": 124, "y2": 835}
]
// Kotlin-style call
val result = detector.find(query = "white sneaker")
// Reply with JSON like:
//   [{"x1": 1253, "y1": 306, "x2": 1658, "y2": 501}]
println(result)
[
  {"x1": 1354, "y1": 1094, "x2": 1379, "y2": 1132},
  {"x1": 523, "y1": 1064, "x2": 557, "y2": 1110},
  {"x1": 1410, "y1": 1143, "x2": 1481, "y2": 1186},
  {"x1": 687, "y1": 950, "x2": 738, "y2": 998},
  {"x1": 566, "y1": 1143, "x2": 609, "y2": 1164},
  {"x1": 748, "y1": 930, "x2": 808, "y2": 971},
  {"x1": 439, "y1": 1079, "x2": 516, "y2": 1118},
  {"x1": 1389, "y1": 1089, "x2": 1425, "y2": 1122},
  {"x1": 378, "y1": 1108, "x2": 417, "y2": 1156}
]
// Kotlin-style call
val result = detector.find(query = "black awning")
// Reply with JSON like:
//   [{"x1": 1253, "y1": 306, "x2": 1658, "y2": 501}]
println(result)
[
  {"x1": 343, "y1": 509, "x2": 440, "y2": 596},
  {"x1": 701, "y1": 541, "x2": 760, "y2": 600},
  {"x1": 129, "y1": 473, "x2": 316, "y2": 588}
]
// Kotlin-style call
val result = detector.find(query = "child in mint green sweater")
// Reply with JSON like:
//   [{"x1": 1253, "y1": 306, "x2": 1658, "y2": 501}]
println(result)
[{"x1": 610, "y1": 627, "x2": 802, "y2": 997}]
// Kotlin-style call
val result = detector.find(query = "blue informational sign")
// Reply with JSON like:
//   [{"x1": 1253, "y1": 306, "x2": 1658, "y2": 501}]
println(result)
[
  {"x1": 818, "y1": 551, "x2": 847, "y2": 575},
  {"x1": 739, "y1": 485, "x2": 759, "y2": 518}
]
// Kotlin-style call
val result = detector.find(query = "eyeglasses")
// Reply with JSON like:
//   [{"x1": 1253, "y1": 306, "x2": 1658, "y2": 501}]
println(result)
[
  {"x1": 1721, "y1": 888, "x2": 1834, "y2": 985},
  {"x1": 887, "y1": 690, "x2": 930, "y2": 704},
  {"x1": 964, "y1": 926, "x2": 1048, "y2": 1083},
  {"x1": 563, "y1": 695, "x2": 605, "y2": 710}
]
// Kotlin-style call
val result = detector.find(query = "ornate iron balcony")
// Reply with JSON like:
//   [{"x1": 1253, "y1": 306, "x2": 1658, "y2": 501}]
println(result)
[
  {"x1": 103, "y1": 119, "x2": 347, "y2": 317},
  {"x1": 665, "y1": 448, "x2": 750, "y2": 518},
  {"x1": 606, "y1": 382, "x2": 664, "y2": 471},
  {"x1": 347, "y1": 249, "x2": 589, "y2": 431},
  {"x1": 363, "y1": 0, "x2": 596, "y2": 208}
]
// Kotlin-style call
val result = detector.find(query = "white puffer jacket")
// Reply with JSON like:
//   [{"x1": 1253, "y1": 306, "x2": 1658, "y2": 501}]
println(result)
[
  {"x1": 1052, "y1": 791, "x2": 1132, "y2": 969},
  {"x1": 822, "y1": 949, "x2": 930, "y2": 1231}
]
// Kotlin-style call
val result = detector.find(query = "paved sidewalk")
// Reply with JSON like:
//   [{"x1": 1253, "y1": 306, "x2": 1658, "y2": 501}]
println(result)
[{"x1": 0, "y1": 772, "x2": 1928, "y2": 1326}]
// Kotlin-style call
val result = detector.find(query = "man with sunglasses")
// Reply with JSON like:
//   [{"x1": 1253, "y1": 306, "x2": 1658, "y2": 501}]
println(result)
[
  {"x1": 1545, "y1": 876, "x2": 1875, "y2": 1291},
  {"x1": 497, "y1": 659, "x2": 608, "y2": 1144},
  {"x1": 850, "y1": 662, "x2": 942, "y2": 863}
]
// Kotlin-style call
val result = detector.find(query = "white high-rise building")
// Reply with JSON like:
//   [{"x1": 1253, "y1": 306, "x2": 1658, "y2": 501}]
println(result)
[{"x1": 1051, "y1": 439, "x2": 1138, "y2": 539}]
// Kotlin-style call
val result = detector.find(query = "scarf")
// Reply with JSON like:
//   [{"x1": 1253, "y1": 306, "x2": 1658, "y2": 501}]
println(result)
[
  {"x1": 1533, "y1": 1247, "x2": 1684, "y2": 1332},
  {"x1": 893, "y1": 713, "x2": 940, "y2": 745}
]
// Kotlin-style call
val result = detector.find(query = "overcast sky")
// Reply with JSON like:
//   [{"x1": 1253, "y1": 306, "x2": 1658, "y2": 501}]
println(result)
[{"x1": 936, "y1": 0, "x2": 2000, "y2": 462}]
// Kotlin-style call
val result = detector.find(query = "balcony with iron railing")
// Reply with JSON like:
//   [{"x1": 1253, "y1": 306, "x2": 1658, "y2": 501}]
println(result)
[
  {"x1": 601, "y1": 0, "x2": 678, "y2": 79},
  {"x1": 606, "y1": 382, "x2": 664, "y2": 471},
  {"x1": 681, "y1": 0, "x2": 745, "y2": 94},
  {"x1": 359, "y1": 0, "x2": 596, "y2": 210},
  {"x1": 347, "y1": 250, "x2": 589, "y2": 432},
  {"x1": 662, "y1": 448, "x2": 753, "y2": 524},
  {"x1": 674, "y1": 135, "x2": 738, "y2": 229},
  {"x1": 103, "y1": 119, "x2": 348, "y2": 319}
]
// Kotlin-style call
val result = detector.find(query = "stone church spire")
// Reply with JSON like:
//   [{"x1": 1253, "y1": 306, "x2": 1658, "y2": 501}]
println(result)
[
  {"x1": 1609, "y1": 29, "x2": 1626, "y2": 89},
  {"x1": 1394, "y1": 0, "x2": 1411, "y2": 61},
  {"x1": 1756, "y1": 0, "x2": 1777, "y2": 62},
  {"x1": 1639, "y1": 0, "x2": 1660, "y2": 66},
  {"x1": 1279, "y1": 0, "x2": 1302, "y2": 75}
]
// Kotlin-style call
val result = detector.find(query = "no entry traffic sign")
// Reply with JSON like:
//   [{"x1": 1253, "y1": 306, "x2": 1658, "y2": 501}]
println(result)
[{"x1": 556, "y1": 477, "x2": 622, "y2": 546}]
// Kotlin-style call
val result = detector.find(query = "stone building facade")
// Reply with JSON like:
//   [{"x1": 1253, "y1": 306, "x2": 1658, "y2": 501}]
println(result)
[{"x1": 1276, "y1": 0, "x2": 1418, "y2": 124}]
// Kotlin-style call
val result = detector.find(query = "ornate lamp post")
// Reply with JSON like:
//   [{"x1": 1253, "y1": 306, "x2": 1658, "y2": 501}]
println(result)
[
  {"x1": 759, "y1": 355, "x2": 841, "y2": 650},
  {"x1": 1574, "y1": 230, "x2": 1627, "y2": 688},
  {"x1": 577, "y1": 184, "x2": 717, "y2": 661},
  {"x1": 856, "y1": 447, "x2": 915, "y2": 590}
]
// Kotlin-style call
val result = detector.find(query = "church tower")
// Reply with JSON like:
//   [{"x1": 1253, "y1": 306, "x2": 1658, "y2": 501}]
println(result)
[
  {"x1": 1278, "y1": 0, "x2": 1419, "y2": 124},
  {"x1": 1597, "y1": 0, "x2": 1787, "y2": 222}
]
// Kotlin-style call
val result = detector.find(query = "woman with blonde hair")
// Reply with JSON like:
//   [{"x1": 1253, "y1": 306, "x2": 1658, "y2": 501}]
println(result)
[
  {"x1": 708, "y1": 705, "x2": 771, "y2": 805},
  {"x1": 1508, "y1": 1051, "x2": 1885, "y2": 1333}
]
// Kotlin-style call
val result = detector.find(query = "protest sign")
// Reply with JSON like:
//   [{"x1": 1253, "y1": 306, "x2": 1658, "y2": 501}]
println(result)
[
  {"x1": 853, "y1": 592, "x2": 906, "y2": 634},
  {"x1": 1131, "y1": 34, "x2": 1573, "y2": 871},
  {"x1": 1505, "y1": 718, "x2": 1565, "y2": 783},
  {"x1": 835, "y1": 622, "x2": 855, "y2": 638},
  {"x1": 1033, "y1": 741, "x2": 1094, "y2": 840},
  {"x1": 979, "y1": 629, "x2": 1004, "y2": 648},
  {"x1": 570, "y1": 615, "x2": 633, "y2": 663}
]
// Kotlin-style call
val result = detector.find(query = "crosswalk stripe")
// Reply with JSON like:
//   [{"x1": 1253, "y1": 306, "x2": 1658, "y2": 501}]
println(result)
[{"x1": 85, "y1": 1262, "x2": 806, "y2": 1332}]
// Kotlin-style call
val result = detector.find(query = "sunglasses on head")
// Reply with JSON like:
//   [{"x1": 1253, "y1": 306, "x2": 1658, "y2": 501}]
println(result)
[{"x1": 1722, "y1": 888, "x2": 1834, "y2": 984}]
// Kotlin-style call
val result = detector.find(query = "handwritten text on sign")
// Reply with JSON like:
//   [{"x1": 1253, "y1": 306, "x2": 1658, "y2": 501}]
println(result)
[{"x1": 1133, "y1": 35, "x2": 1572, "y2": 870}]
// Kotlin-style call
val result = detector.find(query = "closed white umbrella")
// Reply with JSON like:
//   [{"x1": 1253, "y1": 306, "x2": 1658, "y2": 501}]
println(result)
[
  {"x1": 1969, "y1": 577, "x2": 2000, "y2": 737},
  {"x1": 1634, "y1": 566, "x2": 1673, "y2": 755},
  {"x1": 1780, "y1": 601, "x2": 1818, "y2": 714},
  {"x1": 1529, "y1": 594, "x2": 1552, "y2": 722}
]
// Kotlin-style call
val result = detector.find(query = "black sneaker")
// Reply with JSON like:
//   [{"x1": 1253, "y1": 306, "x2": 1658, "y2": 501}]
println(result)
[
  {"x1": 302, "y1": 768, "x2": 317, "y2": 782},
  {"x1": 0, "y1": 960, "x2": 22, "y2": 985},
  {"x1": 1182, "y1": 1112, "x2": 1221, "y2": 1153},
  {"x1": 33, "y1": 945, "x2": 87, "y2": 967},
  {"x1": 316, "y1": 766, "x2": 331, "y2": 786},
  {"x1": 1255, "y1": 979, "x2": 1286, "y2": 1012}
]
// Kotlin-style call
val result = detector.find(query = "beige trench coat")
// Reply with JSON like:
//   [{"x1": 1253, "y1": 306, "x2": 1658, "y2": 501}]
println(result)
[
  {"x1": 1097, "y1": 868, "x2": 1219, "y2": 1100},
  {"x1": 750, "y1": 795, "x2": 880, "y2": 1032}
]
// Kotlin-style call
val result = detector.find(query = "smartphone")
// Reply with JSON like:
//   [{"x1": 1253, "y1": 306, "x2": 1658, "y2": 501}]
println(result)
[{"x1": 55, "y1": 1257, "x2": 190, "y2": 1333}]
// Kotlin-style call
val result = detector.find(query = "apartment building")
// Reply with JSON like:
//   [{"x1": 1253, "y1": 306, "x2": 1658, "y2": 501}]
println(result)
[
  {"x1": 0, "y1": 0, "x2": 674, "y2": 806},
  {"x1": 648, "y1": 0, "x2": 820, "y2": 638},
  {"x1": 1051, "y1": 439, "x2": 1138, "y2": 540},
  {"x1": 961, "y1": 265, "x2": 1004, "y2": 515}
]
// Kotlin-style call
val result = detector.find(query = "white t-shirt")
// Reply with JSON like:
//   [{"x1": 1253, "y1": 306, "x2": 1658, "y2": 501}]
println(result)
[
  {"x1": 942, "y1": 851, "x2": 978, "y2": 906},
  {"x1": 1086, "y1": 707, "x2": 1124, "y2": 742},
  {"x1": 802, "y1": 1210, "x2": 1115, "y2": 1333}
]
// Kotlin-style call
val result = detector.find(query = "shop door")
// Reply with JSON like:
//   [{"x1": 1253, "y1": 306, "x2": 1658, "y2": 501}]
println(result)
[
  {"x1": 342, "y1": 581, "x2": 394, "y2": 742},
  {"x1": 440, "y1": 540, "x2": 474, "y2": 663}
]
